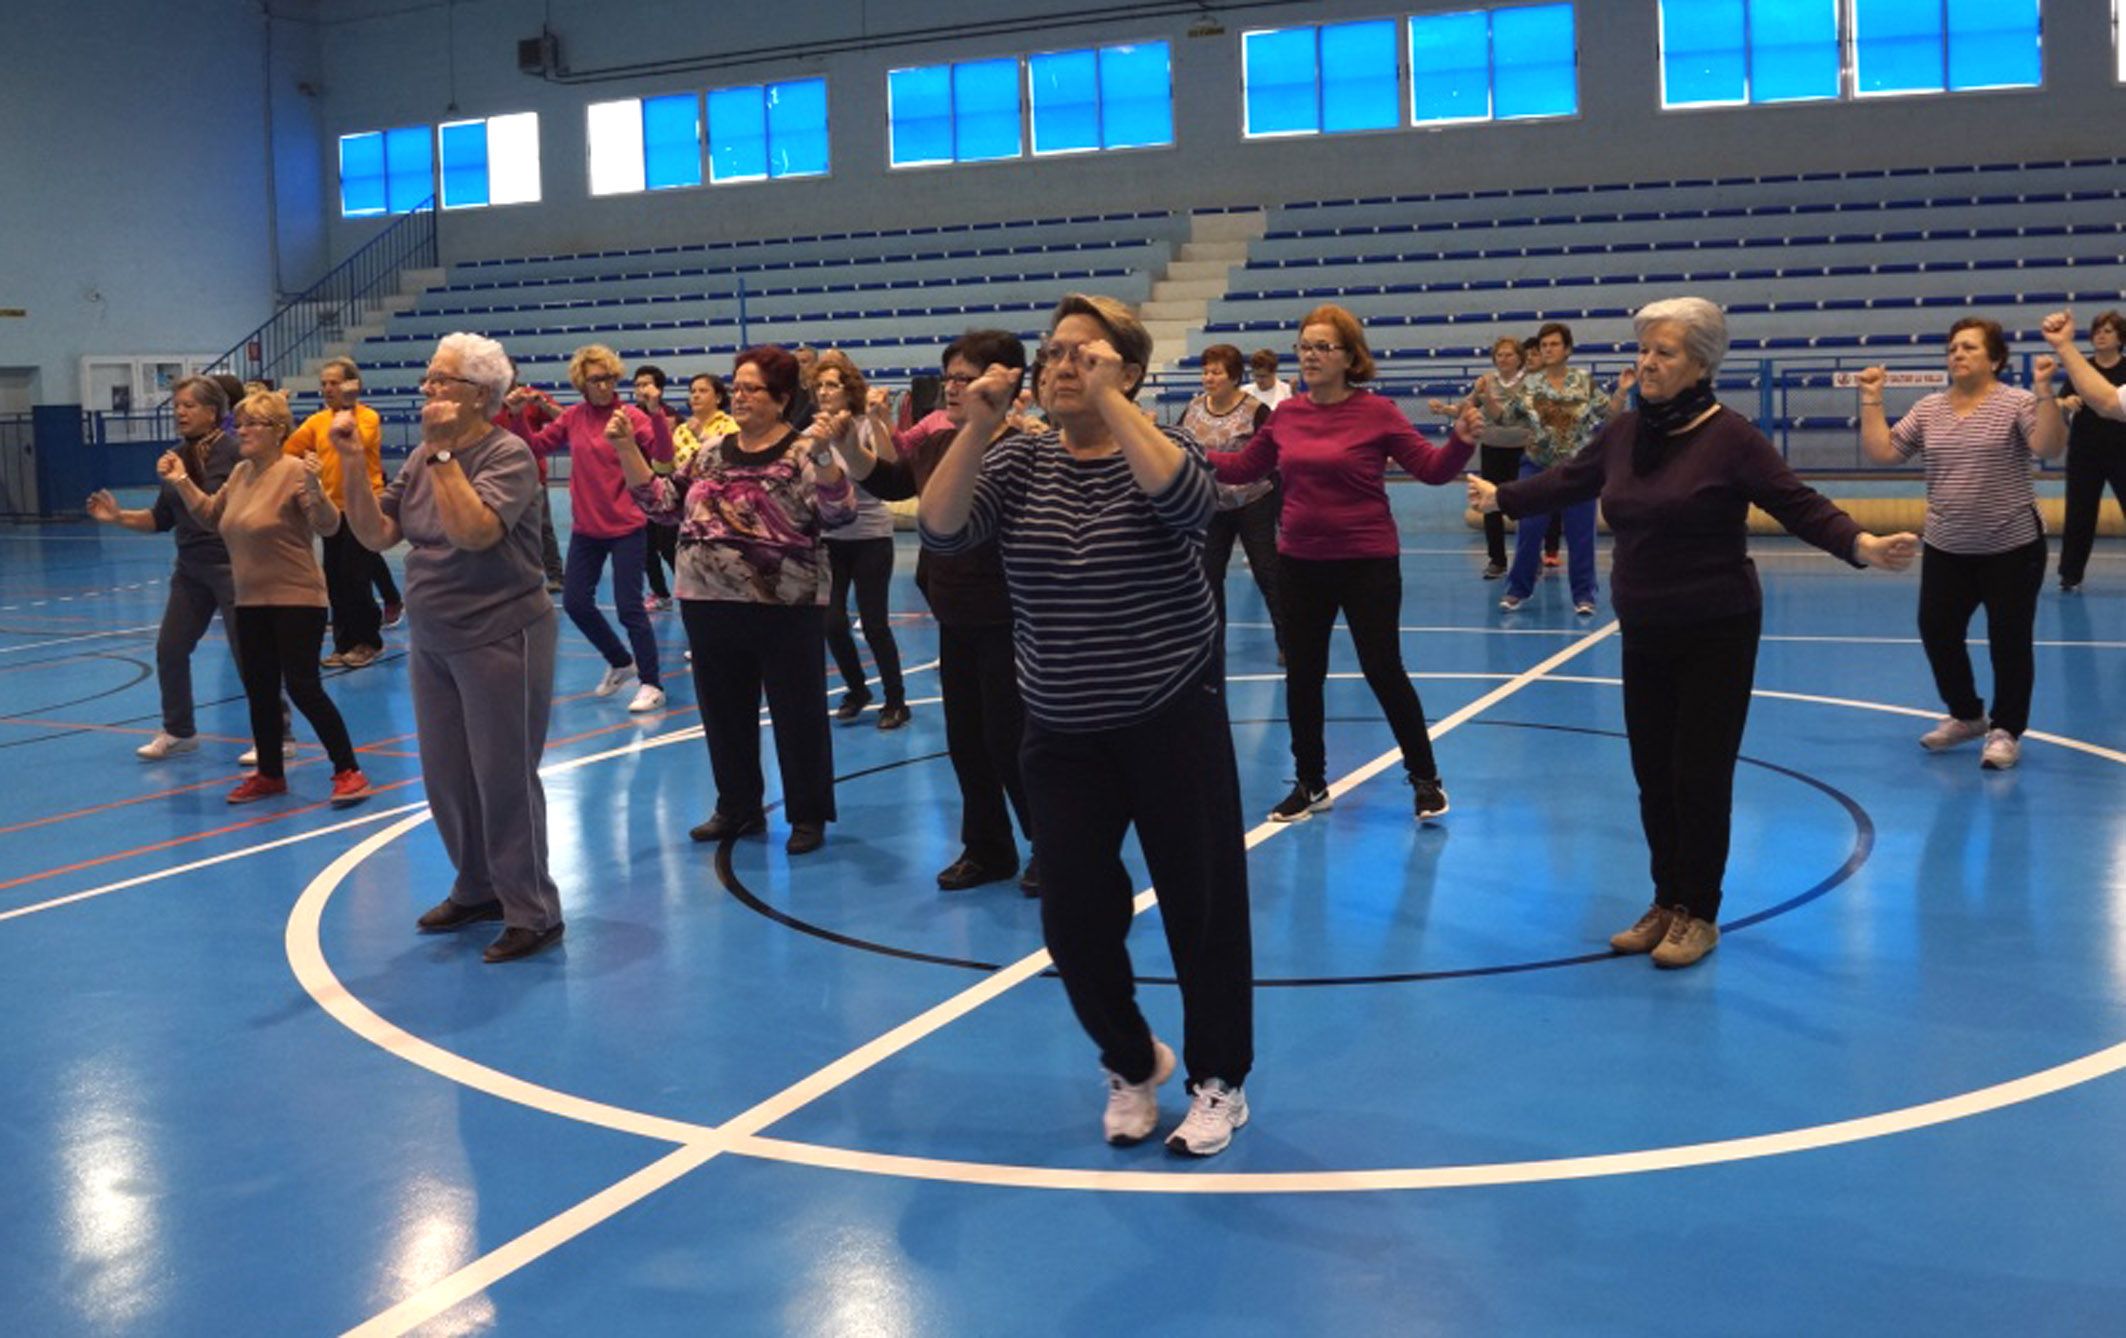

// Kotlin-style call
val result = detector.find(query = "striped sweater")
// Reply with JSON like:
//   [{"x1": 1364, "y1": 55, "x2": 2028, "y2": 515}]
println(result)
[{"x1": 920, "y1": 426, "x2": 1220, "y2": 731}]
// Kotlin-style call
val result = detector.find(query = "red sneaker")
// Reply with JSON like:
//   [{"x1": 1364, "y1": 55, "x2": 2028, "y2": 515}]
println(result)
[
  {"x1": 330, "y1": 768, "x2": 375, "y2": 808},
  {"x1": 227, "y1": 773, "x2": 289, "y2": 805},
  {"x1": 1541, "y1": 552, "x2": 1562, "y2": 568}
]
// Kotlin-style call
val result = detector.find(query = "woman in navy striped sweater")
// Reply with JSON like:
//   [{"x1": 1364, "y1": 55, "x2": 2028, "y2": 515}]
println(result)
[{"x1": 920, "y1": 294, "x2": 1252, "y2": 1158}]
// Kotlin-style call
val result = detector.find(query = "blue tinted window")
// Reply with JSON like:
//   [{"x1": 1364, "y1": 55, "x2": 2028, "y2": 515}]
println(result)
[
  {"x1": 1492, "y1": 3, "x2": 1578, "y2": 119},
  {"x1": 383, "y1": 125, "x2": 433, "y2": 213},
  {"x1": 643, "y1": 93, "x2": 703, "y2": 190},
  {"x1": 1410, "y1": 11, "x2": 1494, "y2": 122},
  {"x1": 953, "y1": 58, "x2": 1022, "y2": 161},
  {"x1": 1321, "y1": 20, "x2": 1399, "y2": 132},
  {"x1": 1751, "y1": 0, "x2": 1840, "y2": 103},
  {"x1": 339, "y1": 132, "x2": 386, "y2": 217},
  {"x1": 1243, "y1": 27, "x2": 1319, "y2": 135},
  {"x1": 766, "y1": 78, "x2": 829, "y2": 177},
  {"x1": 889, "y1": 66, "x2": 954, "y2": 166},
  {"x1": 1661, "y1": 0, "x2": 1746, "y2": 105},
  {"x1": 1030, "y1": 49, "x2": 1100, "y2": 153},
  {"x1": 1946, "y1": 0, "x2": 2040, "y2": 90},
  {"x1": 707, "y1": 87, "x2": 766, "y2": 182},
  {"x1": 1854, "y1": 0, "x2": 1945, "y2": 94},
  {"x1": 438, "y1": 121, "x2": 489, "y2": 208},
  {"x1": 1099, "y1": 42, "x2": 1172, "y2": 149}
]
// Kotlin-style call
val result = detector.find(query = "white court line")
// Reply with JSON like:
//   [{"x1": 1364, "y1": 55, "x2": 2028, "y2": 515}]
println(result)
[
  {"x1": 313, "y1": 624, "x2": 1623, "y2": 1335},
  {"x1": 1222, "y1": 619, "x2": 2126, "y2": 652},
  {"x1": 0, "y1": 622, "x2": 161, "y2": 655}
]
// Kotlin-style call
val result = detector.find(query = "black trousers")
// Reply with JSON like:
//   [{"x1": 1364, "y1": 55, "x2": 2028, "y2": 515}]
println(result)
[
  {"x1": 1477, "y1": 445, "x2": 1523, "y2": 566},
  {"x1": 1279, "y1": 554, "x2": 1438, "y2": 785},
  {"x1": 1204, "y1": 490, "x2": 1285, "y2": 654},
  {"x1": 1021, "y1": 666, "x2": 1252, "y2": 1089},
  {"x1": 537, "y1": 487, "x2": 565, "y2": 584},
  {"x1": 825, "y1": 536, "x2": 906, "y2": 706},
  {"x1": 234, "y1": 605, "x2": 358, "y2": 781},
  {"x1": 369, "y1": 550, "x2": 399, "y2": 604},
  {"x1": 1918, "y1": 535, "x2": 2046, "y2": 736},
  {"x1": 681, "y1": 599, "x2": 836, "y2": 824},
  {"x1": 645, "y1": 520, "x2": 677, "y2": 599},
  {"x1": 2059, "y1": 440, "x2": 2126, "y2": 586},
  {"x1": 1620, "y1": 610, "x2": 1760, "y2": 923},
  {"x1": 938, "y1": 621, "x2": 1031, "y2": 867},
  {"x1": 321, "y1": 526, "x2": 383, "y2": 654}
]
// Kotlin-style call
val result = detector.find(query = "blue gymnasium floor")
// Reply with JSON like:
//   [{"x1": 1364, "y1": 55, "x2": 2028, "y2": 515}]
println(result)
[{"x1": 4, "y1": 487, "x2": 2126, "y2": 1336}]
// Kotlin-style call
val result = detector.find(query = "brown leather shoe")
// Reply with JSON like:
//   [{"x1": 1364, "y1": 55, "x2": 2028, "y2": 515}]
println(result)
[
  {"x1": 785, "y1": 822, "x2": 825, "y2": 855},
  {"x1": 483, "y1": 923, "x2": 565, "y2": 963},
  {"x1": 416, "y1": 897, "x2": 505, "y2": 932}
]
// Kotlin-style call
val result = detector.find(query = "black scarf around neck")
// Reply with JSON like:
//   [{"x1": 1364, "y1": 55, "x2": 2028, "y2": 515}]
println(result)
[{"x1": 1632, "y1": 378, "x2": 1719, "y2": 475}]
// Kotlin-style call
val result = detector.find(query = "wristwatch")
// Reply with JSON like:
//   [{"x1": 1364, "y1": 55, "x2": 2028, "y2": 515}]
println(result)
[{"x1": 431, "y1": 448, "x2": 454, "y2": 465}]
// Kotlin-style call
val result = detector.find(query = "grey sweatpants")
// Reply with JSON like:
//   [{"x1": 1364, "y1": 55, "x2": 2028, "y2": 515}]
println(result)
[
  {"x1": 156, "y1": 562, "x2": 238, "y2": 738},
  {"x1": 408, "y1": 613, "x2": 563, "y2": 931}
]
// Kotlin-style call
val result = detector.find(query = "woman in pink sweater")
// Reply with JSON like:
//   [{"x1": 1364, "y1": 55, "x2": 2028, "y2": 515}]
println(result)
[
  {"x1": 1214, "y1": 304, "x2": 1483, "y2": 824},
  {"x1": 158, "y1": 391, "x2": 372, "y2": 807}
]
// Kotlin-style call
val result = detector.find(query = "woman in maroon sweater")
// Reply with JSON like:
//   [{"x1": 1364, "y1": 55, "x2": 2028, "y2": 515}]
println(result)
[
  {"x1": 1214, "y1": 304, "x2": 1482, "y2": 824},
  {"x1": 1469, "y1": 297, "x2": 1918, "y2": 969}
]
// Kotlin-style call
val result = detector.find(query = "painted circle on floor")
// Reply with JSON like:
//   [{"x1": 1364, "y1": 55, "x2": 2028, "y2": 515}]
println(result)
[{"x1": 284, "y1": 672, "x2": 2126, "y2": 1193}]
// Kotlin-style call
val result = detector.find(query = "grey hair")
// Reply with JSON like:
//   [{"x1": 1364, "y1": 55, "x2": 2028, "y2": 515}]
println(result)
[
  {"x1": 1633, "y1": 297, "x2": 1729, "y2": 374},
  {"x1": 171, "y1": 375, "x2": 228, "y2": 417},
  {"x1": 435, "y1": 333, "x2": 512, "y2": 407}
]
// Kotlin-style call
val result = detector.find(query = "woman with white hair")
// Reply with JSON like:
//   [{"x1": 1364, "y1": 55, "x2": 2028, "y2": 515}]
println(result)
[
  {"x1": 1469, "y1": 298, "x2": 1920, "y2": 969},
  {"x1": 332, "y1": 333, "x2": 566, "y2": 964}
]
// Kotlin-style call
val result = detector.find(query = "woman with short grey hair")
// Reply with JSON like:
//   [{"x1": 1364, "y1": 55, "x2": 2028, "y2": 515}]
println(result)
[
  {"x1": 1471, "y1": 299, "x2": 1919, "y2": 970},
  {"x1": 334, "y1": 333, "x2": 567, "y2": 964}
]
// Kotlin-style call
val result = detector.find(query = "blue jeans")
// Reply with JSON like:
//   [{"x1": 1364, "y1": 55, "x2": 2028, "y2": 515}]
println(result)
[
  {"x1": 562, "y1": 528, "x2": 660, "y2": 687},
  {"x1": 1505, "y1": 456, "x2": 1598, "y2": 604}
]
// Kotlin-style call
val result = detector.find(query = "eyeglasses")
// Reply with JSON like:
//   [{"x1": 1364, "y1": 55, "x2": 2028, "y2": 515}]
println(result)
[
  {"x1": 1294, "y1": 341, "x2": 1345, "y2": 356},
  {"x1": 582, "y1": 374, "x2": 619, "y2": 387},
  {"x1": 727, "y1": 381, "x2": 773, "y2": 397},
  {"x1": 1038, "y1": 341, "x2": 1093, "y2": 366},
  {"x1": 941, "y1": 373, "x2": 977, "y2": 387},
  {"x1": 421, "y1": 372, "x2": 479, "y2": 390},
  {"x1": 235, "y1": 417, "x2": 279, "y2": 429}
]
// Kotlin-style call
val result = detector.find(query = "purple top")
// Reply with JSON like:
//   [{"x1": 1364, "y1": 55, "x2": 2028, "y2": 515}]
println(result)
[{"x1": 1498, "y1": 407, "x2": 1865, "y2": 627}]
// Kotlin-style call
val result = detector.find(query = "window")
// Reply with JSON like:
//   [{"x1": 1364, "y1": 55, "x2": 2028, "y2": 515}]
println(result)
[
  {"x1": 889, "y1": 58, "x2": 1022, "y2": 166},
  {"x1": 1665, "y1": 0, "x2": 2040, "y2": 107},
  {"x1": 1242, "y1": 19, "x2": 1400, "y2": 137},
  {"x1": 438, "y1": 112, "x2": 541, "y2": 209},
  {"x1": 707, "y1": 78, "x2": 829, "y2": 182},
  {"x1": 338, "y1": 125, "x2": 433, "y2": 217},
  {"x1": 1028, "y1": 41, "x2": 1174, "y2": 154},
  {"x1": 1661, "y1": 0, "x2": 1839, "y2": 107},
  {"x1": 587, "y1": 94, "x2": 700, "y2": 196},
  {"x1": 1407, "y1": 4, "x2": 1579, "y2": 125}
]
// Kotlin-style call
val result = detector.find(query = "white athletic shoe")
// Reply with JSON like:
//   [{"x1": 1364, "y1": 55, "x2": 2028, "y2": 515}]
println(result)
[
  {"x1": 1919, "y1": 714, "x2": 1988, "y2": 751},
  {"x1": 136, "y1": 732, "x2": 199, "y2": 760},
  {"x1": 1165, "y1": 1078, "x2": 1249, "y2": 1157},
  {"x1": 1979, "y1": 728, "x2": 2021, "y2": 771},
  {"x1": 238, "y1": 738, "x2": 299, "y2": 767},
  {"x1": 1103, "y1": 1038, "x2": 1176, "y2": 1145},
  {"x1": 593, "y1": 662, "x2": 638, "y2": 697},
  {"x1": 628, "y1": 683, "x2": 667, "y2": 714}
]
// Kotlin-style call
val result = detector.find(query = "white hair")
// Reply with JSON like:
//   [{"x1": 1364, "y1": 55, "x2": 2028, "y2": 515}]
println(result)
[
  {"x1": 1633, "y1": 297, "x2": 1729, "y2": 374},
  {"x1": 435, "y1": 332, "x2": 512, "y2": 407}
]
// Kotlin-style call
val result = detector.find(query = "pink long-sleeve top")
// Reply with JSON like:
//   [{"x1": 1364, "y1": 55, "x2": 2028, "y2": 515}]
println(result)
[
  {"x1": 1211, "y1": 389, "x2": 1475, "y2": 560},
  {"x1": 524, "y1": 401, "x2": 671, "y2": 539}
]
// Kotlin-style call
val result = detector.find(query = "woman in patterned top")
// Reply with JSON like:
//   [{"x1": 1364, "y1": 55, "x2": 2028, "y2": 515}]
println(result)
[
  {"x1": 672, "y1": 373, "x2": 737, "y2": 469},
  {"x1": 617, "y1": 346, "x2": 856, "y2": 855},
  {"x1": 1179, "y1": 343, "x2": 1283, "y2": 662},
  {"x1": 1431, "y1": 335, "x2": 1537, "y2": 580},
  {"x1": 1858, "y1": 318, "x2": 2065, "y2": 770},
  {"x1": 1493, "y1": 322, "x2": 1633, "y2": 615}
]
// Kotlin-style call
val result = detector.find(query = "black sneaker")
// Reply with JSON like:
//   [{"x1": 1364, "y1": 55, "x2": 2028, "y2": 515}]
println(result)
[
  {"x1": 834, "y1": 687, "x2": 874, "y2": 721},
  {"x1": 1413, "y1": 776, "x2": 1449, "y2": 822},
  {"x1": 1268, "y1": 781, "x2": 1332, "y2": 823},
  {"x1": 876, "y1": 702, "x2": 911, "y2": 731},
  {"x1": 1481, "y1": 561, "x2": 1507, "y2": 580}
]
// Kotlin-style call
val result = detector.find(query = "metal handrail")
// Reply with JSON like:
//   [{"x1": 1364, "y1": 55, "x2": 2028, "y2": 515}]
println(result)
[{"x1": 203, "y1": 198, "x2": 438, "y2": 389}]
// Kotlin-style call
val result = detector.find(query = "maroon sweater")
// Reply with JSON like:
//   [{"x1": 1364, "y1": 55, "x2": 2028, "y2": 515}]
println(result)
[{"x1": 1498, "y1": 407, "x2": 1864, "y2": 627}]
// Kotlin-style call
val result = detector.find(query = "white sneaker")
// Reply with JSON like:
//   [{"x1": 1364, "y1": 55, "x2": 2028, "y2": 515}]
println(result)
[
  {"x1": 1165, "y1": 1078, "x2": 1249, "y2": 1157},
  {"x1": 136, "y1": 732, "x2": 199, "y2": 760},
  {"x1": 628, "y1": 683, "x2": 667, "y2": 713},
  {"x1": 1499, "y1": 594, "x2": 1524, "y2": 612},
  {"x1": 1920, "y1": 714, "x2": 1988, "y2": 751},
  {"x1": 1102, "y1": 1038, "x2": 1176, "y2": 1145},
  {"x1": 1980, "y1": 728, "x2": 2021, "y2": 771},
  {"x1": 238, "y1": 738, "x2": 299, "y2": 767},
  {"x1": 593, "y1": 662, "x2": 638, "y2": 697}
]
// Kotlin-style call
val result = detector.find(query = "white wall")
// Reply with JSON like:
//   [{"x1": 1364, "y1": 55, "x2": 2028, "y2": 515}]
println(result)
[
  {"x1": 0, "y1": 0, "x2": 325, "y2": 406},
  {"x1": 313, "y1": 0, "x2": 2126, "y2": 267}
]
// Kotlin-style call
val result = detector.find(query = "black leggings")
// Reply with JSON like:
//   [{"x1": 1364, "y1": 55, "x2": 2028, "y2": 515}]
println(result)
[
  {"x1": 1918, "y1": 535, "x2": 2047, "y2": 736},
  {"x1": 825, "y1": 536, "x2": 905, "y2": 706},
  {"x1": 2059, "y1": 441, "x2": 2126, "y2": 587},
  {"x1": 645, "y1": 520, "x2": 677, "y2": 599},
  {"x1": 234, "y1": 606, "x2": 358, "y2": 780},
  {"x1": 1279, "y1": 554, "x2": 1437, "y2": 784},
  {"x1": 1204, "y1": 491, "x2": 1285, "y2": 653},
  {"x1": 1477, "y1": 445, "x2": 1523, "y2": 566}
]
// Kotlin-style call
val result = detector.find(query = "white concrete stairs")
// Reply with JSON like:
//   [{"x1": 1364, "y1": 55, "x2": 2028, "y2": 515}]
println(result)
[
  {"x1": 281, "y1": 267, "x2": 445, "y2": 393},
  {"x1": 1143, "y1": 211, "x2": 1264, "y2": 373}
]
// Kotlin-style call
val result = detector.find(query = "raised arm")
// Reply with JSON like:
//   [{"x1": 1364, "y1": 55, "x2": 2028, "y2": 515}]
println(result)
[
  {"x1": 1854, "y1": 366, "x2": 1901, "y2": 464},
  {"x1": 86, "y1": 489, "x2": 158, "y2": 531},
  {"x1": 2026, "y1": 356, "x2": 2066, "y2": 460},
  {"x1": 918, "y1": 364, "x2": 1013, "y2": 541},
  {"x1": 2041, "y1": 311, "x2": 2122, "y2": 421},
  {"x1": 332, "y1": 411, "x2": 402, "y2": 550},
  {"x1": 294, "y1": 451, "x2": 342, "y2": 537}
]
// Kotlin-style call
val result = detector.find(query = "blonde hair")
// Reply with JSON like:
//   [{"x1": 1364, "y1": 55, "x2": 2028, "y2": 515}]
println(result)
[
  {"x1": 568, "y1": 343, "x2": 625, "y2": 391},
  {"x1": 234, "y1": 389, "x2": 293, "y2": 438}
]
